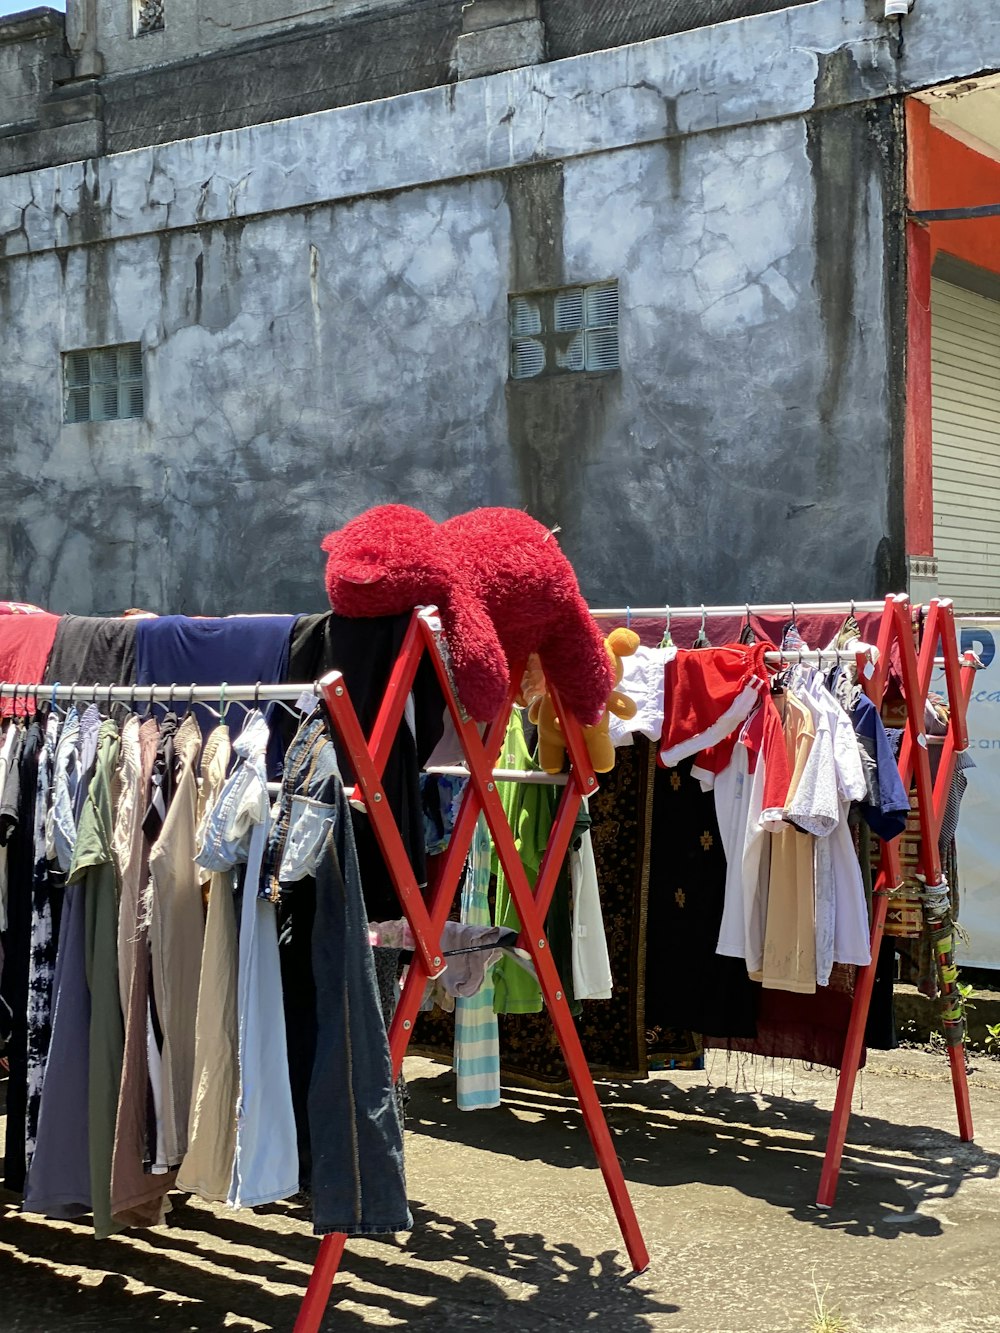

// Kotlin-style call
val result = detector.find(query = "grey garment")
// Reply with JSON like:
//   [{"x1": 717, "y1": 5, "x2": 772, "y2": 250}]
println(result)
[
  {"x1": 48, "y1": 708, "x2": 81, "y2": 873},
  {"x1": 43, "y1": 615, "x2": 138, "y2": 694},
  {"x1": 856, "y1": 731, "x2": 881, "y2": 808},
  {"x1": 73, "y1": 704, "x2": 103, "y2": 824},
  {"x1": 939, "y1": 750, "x2": 974, "y2": 851},
  {"x1": 22, "y1": 880, "x2": 92, "y2": 1218}
]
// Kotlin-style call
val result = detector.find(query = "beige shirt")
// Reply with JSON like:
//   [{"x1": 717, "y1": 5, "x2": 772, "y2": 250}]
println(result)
[
  {"x1": 177, "y1": 725, "x2": 240, "y2": 1201},
  {"x1": 757, "y1": 691, "x2": 818, "y2": 993},
  {"x1": 148, "y1": 714, "x2": 204, "y2": 1168},
  {"x1": 112, "y1": 717, "x2": 175, "y2": 1225}
]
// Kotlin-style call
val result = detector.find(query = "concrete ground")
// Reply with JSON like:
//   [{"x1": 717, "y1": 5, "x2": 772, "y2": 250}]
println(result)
[{"x1": 1, "y1": 1047, "x2": 999, "y2": 1333}]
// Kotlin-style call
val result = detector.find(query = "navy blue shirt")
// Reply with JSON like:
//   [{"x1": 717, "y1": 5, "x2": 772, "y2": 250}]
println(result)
[
  {"x1": 135, "y1": 616, "x2": 296, "y2": 769},
  {"x1": 852, "y1": 693, "x2": 910, "y2": 840}
]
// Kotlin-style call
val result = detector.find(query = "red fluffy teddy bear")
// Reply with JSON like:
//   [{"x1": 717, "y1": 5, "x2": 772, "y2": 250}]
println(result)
[{"x1": 320, "y1": 504, "x2": 613, "y2": 725}]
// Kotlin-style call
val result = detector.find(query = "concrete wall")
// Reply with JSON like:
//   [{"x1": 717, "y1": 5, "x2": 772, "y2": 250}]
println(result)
[
  {"x1": 2, "y1": 0, "x2": 1000, "y2": 614},
  {"x1": 0, "y1": 127, "x2": 903, "y2": 612},
  {"x1": 88, "y1": 0, "x2": 419, "y2": 76},
  {"x1": 0, "y1": 10, "x2": 66, "y2": 132}
]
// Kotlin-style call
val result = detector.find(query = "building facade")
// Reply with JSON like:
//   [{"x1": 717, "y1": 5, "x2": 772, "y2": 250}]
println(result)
[{"x1": 1, "y1": 0, "x2": 999, "y2": 615}]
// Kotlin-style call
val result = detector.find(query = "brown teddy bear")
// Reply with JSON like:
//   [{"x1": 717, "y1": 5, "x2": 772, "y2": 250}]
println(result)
[{"x1": 529, "y1": 627, "x2": 641, "y2": 774}]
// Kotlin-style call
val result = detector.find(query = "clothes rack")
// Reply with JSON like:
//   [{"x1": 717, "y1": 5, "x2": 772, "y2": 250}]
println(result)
[
  {"x1": 0, "y1": 608, "x2": 649, "y2": 1331},
  {"x1": 0, "y1": 595, "x2": 977, "y2": 1330},
  {"x1": 601, "y1": 593, "x2": 975, "y2": 1206}
]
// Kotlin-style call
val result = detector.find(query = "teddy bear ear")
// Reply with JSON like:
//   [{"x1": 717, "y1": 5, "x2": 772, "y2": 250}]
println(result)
[{"x1": 606, "y1": 628, "x2": 641, "y2": 657}]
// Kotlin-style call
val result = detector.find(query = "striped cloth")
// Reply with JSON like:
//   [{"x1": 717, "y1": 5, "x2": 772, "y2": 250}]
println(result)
[{"x1": 453, "y1": 814, "x2": 500, "y2": 1110}]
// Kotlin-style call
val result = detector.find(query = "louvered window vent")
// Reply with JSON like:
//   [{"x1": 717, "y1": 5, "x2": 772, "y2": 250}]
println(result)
[
  {"x1": 63, "y1": 344, "x2": 145, "y2": 424},
  {"x1": 509, "y1": 280, "x2": 620, "y2": 380}
]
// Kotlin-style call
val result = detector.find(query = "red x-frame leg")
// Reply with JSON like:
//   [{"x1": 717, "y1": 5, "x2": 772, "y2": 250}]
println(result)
[
  {"x1": 816, "y1": 595, "x2": 975, "y2": 1206},
  {"x1": 294, "y1": 608, "x2": 648, "y2": 1333}
]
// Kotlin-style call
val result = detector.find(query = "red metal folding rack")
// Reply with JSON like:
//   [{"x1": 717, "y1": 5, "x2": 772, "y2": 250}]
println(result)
[
  {"x1": 294, "y1": 608, "x2": 649, "y2": 1333},
  {"x1": 817, "y1": 594, "x2": 976, "y2": 1205},
  {"x1": 291, "y1": 594, "x2": 976, "y2": 1329}
]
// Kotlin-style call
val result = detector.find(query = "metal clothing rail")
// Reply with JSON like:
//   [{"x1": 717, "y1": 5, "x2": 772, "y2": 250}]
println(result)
[
  {"x1": 425, "y1": 763, "x2": 570, "y2": 786},
  {"x1": 590, "y1": 599, "x2": 889, "y2": 618},
  {"x1": 0, "y1": 681, "x2": 320, "y2": 704}
]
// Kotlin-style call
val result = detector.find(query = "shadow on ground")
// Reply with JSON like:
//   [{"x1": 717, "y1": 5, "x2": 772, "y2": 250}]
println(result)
[
  {"x1": 0, "y1": 1188, "x2": 676, "y2": 1332},
  {"x1": 404, "y1": 1065, "x2": 1000, "y2": 1241}
]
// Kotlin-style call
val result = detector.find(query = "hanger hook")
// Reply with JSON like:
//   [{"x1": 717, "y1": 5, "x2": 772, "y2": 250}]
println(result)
[
  {"x1": 700, "y1": 603, "x2": 707, "y2": 634},
  {"x1": 254, "y1": 681, "x2": 261, "y2": 709},
  {"x1": 168, "y1": 682, "x2": 176, "y2": 709},
  {"x1": 219, "y1": 682, "x2": 227, "y2": 720},
  {"x1": 665, "y1": 604, "x2": 671, "y2": 632},
  {"x1": 130, "y1": 681, "x2": 137, "y2": 710},
  {"x1": 69, "y1": 682, "x2": 77, "y2": 707},
  {"x1": 625, "y1": 605, "x2": 631, "y2": 629},
  {"x1": 50, "y1": 681, "x2": 60, "y2": 714},
  {"x1": 107, "y1": 681, "x2": 115, "y2": 712},
  {"x1": 790, "y1": 600, "x2": 797, "y2": 626},
  {"x1": 850, "y1": 597, "x2": 856, "y2": 618}
]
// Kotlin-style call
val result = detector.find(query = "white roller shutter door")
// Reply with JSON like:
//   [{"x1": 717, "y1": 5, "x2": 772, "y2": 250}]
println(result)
[{"x1": 931, "y1": 277, "x2": 1000, "y2": 611}]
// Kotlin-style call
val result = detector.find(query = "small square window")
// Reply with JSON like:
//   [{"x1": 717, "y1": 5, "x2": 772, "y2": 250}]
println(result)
[
  {"x1": 63, "y1": 344, "x2": 145, "y2": 423},
  {"x1": 134, "y1": 0, "x2": 165, "y2": 35},
  {"x1": 509, "y1": 280, "x2": 620, "y2": 380}
]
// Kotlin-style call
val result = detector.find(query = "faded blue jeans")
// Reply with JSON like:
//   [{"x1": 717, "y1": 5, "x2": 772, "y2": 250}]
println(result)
[{"x1": 267, "y1": 714, "x2": 410, "y2": 1236}]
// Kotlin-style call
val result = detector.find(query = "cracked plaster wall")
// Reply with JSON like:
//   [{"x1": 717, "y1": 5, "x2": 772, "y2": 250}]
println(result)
[
  {"x1": 0, "y1": 112, "x2": 900, "y2": 613},
  {"x1": 6, "y1": 0, "x2": 995, "y2": 612}
]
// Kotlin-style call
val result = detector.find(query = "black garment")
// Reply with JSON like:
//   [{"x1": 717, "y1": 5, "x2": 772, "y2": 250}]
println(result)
[
  {"x1": 0, "y1": 724, "x2": 25, "y2": 844},
  {"x1": 865, "y1": 937, "x2": 898, "y2": 1050},
  {"x1": 1, "y1": 720, "x2": 43, "y2": 1192},
  {"x1": 43, "y1": 615, "x2": 138, "y2": 693},
  {"x1": 139, "y1": 709, "x2": 178, "y2": 1163},
  {"x1": 645, "y1": 759, "x2": 758, "y2": 1042},
  {"x1": 287, "y1": 613, "x2": 445, "y2": 920},
  {"x1": 142, "y1": 710, "x2": 178, "y2": 845}
]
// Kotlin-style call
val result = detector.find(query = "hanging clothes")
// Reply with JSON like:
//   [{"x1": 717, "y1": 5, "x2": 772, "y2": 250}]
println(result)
[
  {"x1": 285, "y1": 612, "x2": 445, "y2": 920},
  {"x1": 1, "y1": 719, "x2": 43, "y2": 1192},
  {"x1": 177, "y1": 724, "x2": 238, "y2": 1202},
  {"x1": 491, "y1": 709, "x2": 551, "y2": 1016},
  {"x1": 78, "y1": 718, "x2": 124, "y2": 1240},
  {"x1": 454, "y1": 813, "x2": 501, "y2": 1111},
  {"x1": 0, "y1": 611, "x2": 60, "y2": 718},
  {"x1": 569, "y1": 800, "x2": 614, "y2": 1002},
  {"x1": 265, "y1": 710, "x2": 409, "y2": 1234},
  {"x1": 148, "y1": 714, "x2": 204, "y2": 1169},
  {"x1": 24, "y1": 713, "x2": 62, "y2": 1171},
  {"x1": 135, "y1": 615, "x2": 294, "y2": 782},
  {"x1": 199, "y1": 710, "x2": 298, "y2": 1209},
  {"x1": 43, "y1": 615, "x2": 139, "y2": 697},
  {"x1": 111, "y1": 715, "x2": 170, "y2": 1227}
]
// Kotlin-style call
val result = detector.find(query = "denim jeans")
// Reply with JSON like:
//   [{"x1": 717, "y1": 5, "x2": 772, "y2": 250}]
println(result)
[{"x1": 268, "y1": 714, "x2": 410, "y2": 1235}]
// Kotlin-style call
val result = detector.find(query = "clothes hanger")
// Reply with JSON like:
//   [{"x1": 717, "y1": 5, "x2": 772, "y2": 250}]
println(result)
[
  {"x1": 48, "y1": 681, "x2": 64, "y2": 720},
  {"x1": 692, "y1": 603, "x2": 711, "y2": 650}
]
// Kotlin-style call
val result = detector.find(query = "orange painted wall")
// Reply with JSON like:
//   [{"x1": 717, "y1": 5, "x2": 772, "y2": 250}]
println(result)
[
  {"x1": 905, "y1": 100, "x2": 1000, "y2": 556},
  {"x1": 907, "y1": 98, "x2": 1000, "y2": 272}
]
